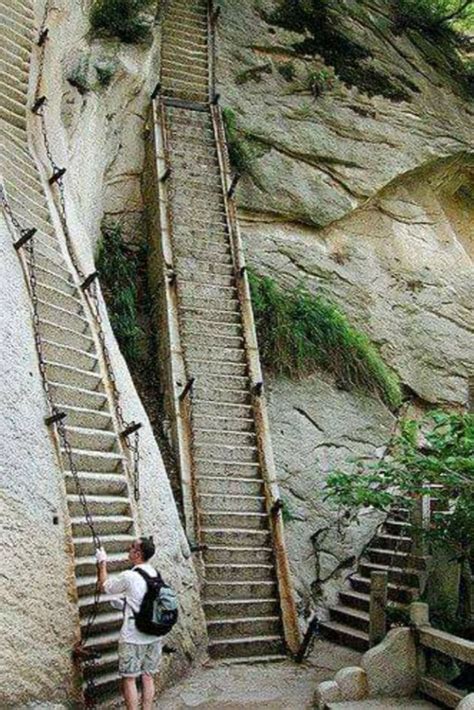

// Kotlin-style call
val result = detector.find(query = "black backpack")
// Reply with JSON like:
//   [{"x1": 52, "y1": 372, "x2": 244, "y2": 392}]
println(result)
[{"x1": 132, "y1": 568, "x2": 178, "y2": 637}]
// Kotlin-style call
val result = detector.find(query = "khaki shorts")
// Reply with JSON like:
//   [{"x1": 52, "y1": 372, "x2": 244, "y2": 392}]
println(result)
[{"x1": 118, "y1": 641, "x2": 162, "y2": 678}]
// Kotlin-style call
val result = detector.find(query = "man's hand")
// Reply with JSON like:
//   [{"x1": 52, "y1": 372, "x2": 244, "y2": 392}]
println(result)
[{"x1": 95, "y1": 547, "x2": 107, "y2": 564}]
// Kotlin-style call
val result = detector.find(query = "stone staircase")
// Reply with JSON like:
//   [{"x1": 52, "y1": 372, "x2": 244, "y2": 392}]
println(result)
[
  {"x1": 0, "y1": 0, "x2": 137, "y2": 698},
  {"x1": 319, "y1": 508, "x2": 425, "y2": 651},
  {"x1": 157, "y1": 0, "x2": 295, "y2": 661}
]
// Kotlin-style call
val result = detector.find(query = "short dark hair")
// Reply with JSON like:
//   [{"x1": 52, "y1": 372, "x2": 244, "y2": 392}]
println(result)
[{"x1": 139, "y1": 536, "x2": 155, "y2": 561}]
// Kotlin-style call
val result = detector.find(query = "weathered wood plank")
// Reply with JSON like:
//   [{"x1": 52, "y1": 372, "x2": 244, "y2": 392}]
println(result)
[
  {"x1": 420, "y1": 676, "x2": 466, "y2": 708},
  {"x1": 418, "y1": 626, "x2": 474, "y2": 664}
]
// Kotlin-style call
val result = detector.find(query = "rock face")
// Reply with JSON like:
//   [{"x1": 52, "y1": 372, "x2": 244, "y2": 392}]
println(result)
[{"x1": 215, "y1": 0, "x2": 474, "y2": 615}]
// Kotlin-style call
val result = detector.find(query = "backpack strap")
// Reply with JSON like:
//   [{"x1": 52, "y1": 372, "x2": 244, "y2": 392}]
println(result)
[{"x1": 133, "y1": 567, "x2": 163, "y2": 585}]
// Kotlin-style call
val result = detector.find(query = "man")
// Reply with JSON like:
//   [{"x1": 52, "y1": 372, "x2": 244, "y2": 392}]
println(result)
[{"x1": 96, "y1": 537, "x2": 162, "y2": 710}]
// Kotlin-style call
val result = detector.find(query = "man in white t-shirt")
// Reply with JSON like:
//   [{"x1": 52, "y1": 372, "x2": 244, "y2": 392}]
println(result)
[{"x1": 96, "y1": 537, "x2": 162, "y2": 710}]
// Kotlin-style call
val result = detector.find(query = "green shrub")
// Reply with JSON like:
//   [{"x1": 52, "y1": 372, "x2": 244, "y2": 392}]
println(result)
[
  {"x1": 304, "y1": 67, "x2": 335, "y2": 96},
  {"x1": 90, "y1": 0, "x2": 153, "y2": 43},
  {"x1": 222, "y1": 107, "x2": 268, "y2": 174},
  {"x1": 96, "y1": 223, "x2": 143, "y2": 360},
  {"x1": 248, "y1": 271, "x2": 402, "y2": 409},
  {"x1": 95, "y1": 59, "x2": 117, "y2": 87}
]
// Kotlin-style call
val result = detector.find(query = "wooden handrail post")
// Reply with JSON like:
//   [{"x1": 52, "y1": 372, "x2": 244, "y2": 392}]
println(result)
[
  {"x1": 411, "y1": 493, "x2": 430, "y2": 559},
  {"x1": 369, "y1": 570, "x2": 388, "y2": 647}
]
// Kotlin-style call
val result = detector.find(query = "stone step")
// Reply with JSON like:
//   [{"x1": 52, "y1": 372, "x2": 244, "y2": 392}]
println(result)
[
  {"x1": 366, "y1": 547, "x2": 427, "y2": 571},
  {"x1": 204, "y1": 598, "x2": 279, "y2": 620},
  {"x1": 205, "y1": 562, "x2": 275, "y2": 583},
  {"x1": 161, "y1": 84, "x2": 208, "y2": 104},
  {"x1": 193, "y1": 374, "x2": 249, "y2": 393},
  {"x1": 349, "y1": 574, "x2": 417, "y2": 604},
  {"x1": 201, "y1": 511, "x2": 269, "y2": 531},
  {"x1": 359, "y1": 561, "x2": 421, "y2": 588},
  {"x1": 186, "y1": 344, "x2": 244, "y2": 365},
  {"x1": 329, "y1": 605, "x2": 370, "y2": 633},
  {"x1": 0, "y1": 11, "x2": 35, "y2": 41},
  {"x1": 198, "y1": 475, "x2": 263, "y2": 497},
  {"x1": 162, "y1": 59, "x2": 208, "y2": 83},
  {"x1": 193, "y1": 384, "x2": 249, "y2": 406},
  {"x1": 64, "y1": 426, "x2": 119, "y2": 453},
  {"x1": 202, "y1": 527, "x2": 271, "y2": 548},
  {"x1": 384, "y1": 519, "x2": 412, "y2": 535},
  {"x1": 162, "y1": 29, "x2": 207, "y2": 51},
  {"x1": 319, "y1": 620, "x2": 369, "y2": 652},
  {"x1": 187, "y1": 357, "x2": 247, "y2": 377},
  {"x1": 36, "y1": 298, "x2": 90, "y2": 333},
  {"x1": 194, "y1": 428, "x2": 255, "y2": 447},
  {"x1": 373, "y1": 533, "x2": 412, "y2": 552},
  {"x1": 207, "y1": 616, "x2": 281, "y2": 641},
  {"x1": 339, "y1": 590, "x2": 370, "y2": 612},
  {"x1": 204, "y1": 579, "x2": 277, "y2": 602},
  {"x1": 166, "y1": 7, "x2": 208, "y2": 25},
  {"x1": 185, "y1": 333, "x2": 244, "y2": 355},
  {"x1": 8, "y1": 183, "x2": 54, "y2": 228},
  {"x1": 74, "y1": 533, "x2": 135, "y2": 559},
  {"x1": 35, "y1": 264, "x2": 75, "y2": 295},
  {"x1": 81, "y1": 610, "x2": 123, "y2": 637},
  {"x1": 194, "y1": 458, "x2": 260, "y2": 479},
  {"x1": 162, "y1": 40, "x2": 208, "y2": 61},
  {"x1": 40, "y1": 319, "x2": 95, "y2": 354},
  {"x1": 65, "y1": 470, "x2": 129, "y2": 497},
  {"x1": 67, "y1": 493, "x2": 131, "y2": 518},
  {"x1": 175, "y1": 242, "x2": 232, "y2": 264},
  {"x1": 208, "y1": 635, "x2": 284, "y2": 660},
  {"x1": 45, "y1": 361, "x2": 104, "y2": 392},
  {"x1": 25, "y1": 249, "x2": 70, "y2": 278},
  {"x1": 59, "y1": 405, "x2": 113, "y2": 431},
  {"x1": 71, "y1": 515, "x2": 134, "y2": 539},
  {"x1": 49, "y1": 381, "x2": 109, "y2": 411},
  {"x1": 180, "y1": 296, "x2": 240, "y2": 316},
  {"x1": 193, "y1": 400, "x2": 253, "y2": 422},
  {"x1": 204, "y1": 545, "x2": 272, "y2": 565},
  {"x1": 175, "y1": 256, "x2": 235, "y2": 279},
  {"x1": 200, "y1": 492, "x2": 265, "y2": 513},
  {"x1": 195, "y1": 442, "x2": 258, "y2": 463},
  {"x1": 83, "y1": 628, "x2": 120, "y2": 652},
  {"x1": 42, "y1": 340, "x2": 99, "y2": 373},
  {"x1": 181, "y1": 318, "x2": 242, "y2": 341},
  {"x1": 178, "y1": 268, "x2": 233, "y2": 288},
  {"x1": 75, "y1": 551, "x2": 129, "y2": 577},
  {"x1": 36, "y1": 281, "x2": 84, "y2": 314},
  {"x1": 193, "y1": 412, "x2": 254, "y2": 433},
  {"x1": 62, "y1": 448, "x2": 125, "y2": 474}
]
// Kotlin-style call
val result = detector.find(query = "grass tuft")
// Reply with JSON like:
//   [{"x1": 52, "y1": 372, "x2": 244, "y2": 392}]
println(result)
[
  {"x1": 96, "y1": 222, "x2": 143, "y2": 361},
  {"x1": 222, "y1": 107, "x2": 268, "y2": 174},
  {"x1": 90, "y1": 0, "x2": 153, "y2": 43},
  {"x1": 249, "y1": 271, "x2": 402, "y2": 410}
]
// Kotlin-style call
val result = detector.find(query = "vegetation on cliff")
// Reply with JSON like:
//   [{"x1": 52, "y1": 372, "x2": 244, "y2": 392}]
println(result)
[
  {"x1": 90, "y1": 0, "x2": 153, "y2": 43},
  {"x1": 96, "y1": 223, "x2": 143, "y2": 360},
  {"x1": 248, "y1": 271, "x2": 402, "y2": 409}
]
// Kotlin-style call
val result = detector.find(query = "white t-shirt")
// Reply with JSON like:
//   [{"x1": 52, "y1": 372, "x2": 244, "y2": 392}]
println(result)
[{"x1": 104, "y1": 562, "x2": 162, "y2": 645}]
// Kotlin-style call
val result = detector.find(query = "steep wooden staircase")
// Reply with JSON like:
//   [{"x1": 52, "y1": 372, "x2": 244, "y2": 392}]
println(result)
[
  {"x1": 319, "y1": 507, "x2": 427, "y2": 651},
  {"x1": 147, "y1": 0, "x2": 300, "y2": 660},
  {"x1": 0, "y1": 0, "x2": 138, "y2": 698}
]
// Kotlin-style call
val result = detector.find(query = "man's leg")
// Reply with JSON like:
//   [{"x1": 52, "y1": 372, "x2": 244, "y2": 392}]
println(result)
[
  {"x1": 122, "y1": 676, "x2": 139, "y2": 710},
  {"x1": 142, "y1": 673, "x2": 155, "y2": 710}
]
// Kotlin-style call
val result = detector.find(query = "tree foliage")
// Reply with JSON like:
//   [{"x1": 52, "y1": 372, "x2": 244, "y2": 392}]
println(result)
[
  {"x1": 96, "y1": 223, "x2": 143, "y2": 360},
  {"x1": 89, "y1": 0, "x2": 153, "y2": 43},
  {"x1": 325, "y1": 410, "x2": 474, "y2": 561},
  {"x1": 395, "y1": 0, "x2": 474, "y2": 35}
]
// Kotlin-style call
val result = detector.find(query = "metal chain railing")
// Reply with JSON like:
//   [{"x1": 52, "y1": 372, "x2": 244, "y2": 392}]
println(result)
[
  {"x1": 32, "y1": 2, "x2": 141, "y2": 503},
  {"x1": 1, "y1": 185, "x2": 101, "y2": 704}
]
